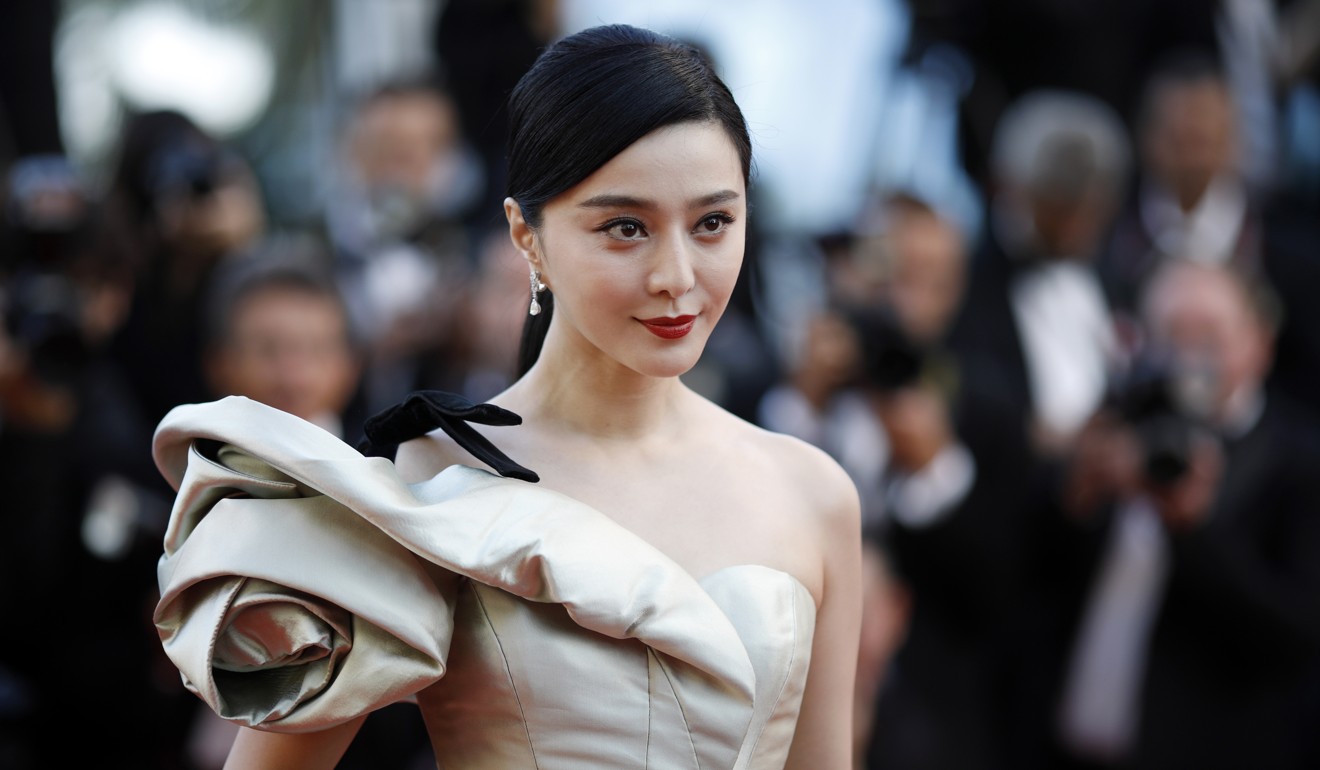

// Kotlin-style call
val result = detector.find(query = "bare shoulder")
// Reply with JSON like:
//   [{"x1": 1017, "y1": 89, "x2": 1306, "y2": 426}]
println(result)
[
  {"x1": 759, "y1": 426, "x2": 859, "y2": 527},
  {"x1": 705, "y1": 402, "x2": 860, "y2": 527}
]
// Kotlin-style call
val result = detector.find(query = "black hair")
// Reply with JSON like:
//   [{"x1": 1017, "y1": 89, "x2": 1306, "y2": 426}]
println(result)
[{"x1": 506, "y1": 24, "x2": 753, "y2": 375}]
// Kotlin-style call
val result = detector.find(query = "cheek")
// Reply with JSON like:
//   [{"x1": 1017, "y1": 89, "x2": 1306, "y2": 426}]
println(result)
[
  {"x1": 575, "y1": 262, "x2": 637, "y2": 306},
  {"x1": 701, "y1": 246, "x2": 745, "y2": 305},
  {"x1": 548, "y1": 258, "x2": 637, "y2": 332}
]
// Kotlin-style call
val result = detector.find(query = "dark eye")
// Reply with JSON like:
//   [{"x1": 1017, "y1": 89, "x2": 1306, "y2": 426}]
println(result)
[
  {"x1": 602, "y1": 219, "x2": 647, "y2": 240},
  {"x1": 696, "y1": 214, "x2": 733, "y2": 234}
]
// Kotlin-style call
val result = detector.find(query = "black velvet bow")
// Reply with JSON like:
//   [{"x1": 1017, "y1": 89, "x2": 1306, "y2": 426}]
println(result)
[{"x1": 356, "y1": 390, "x2": 539, "y2": 483}]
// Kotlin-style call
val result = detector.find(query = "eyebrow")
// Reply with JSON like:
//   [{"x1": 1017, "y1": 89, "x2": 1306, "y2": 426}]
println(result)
[{"x1": 577, "y1": 189, "x2": 741, "y2": 210}]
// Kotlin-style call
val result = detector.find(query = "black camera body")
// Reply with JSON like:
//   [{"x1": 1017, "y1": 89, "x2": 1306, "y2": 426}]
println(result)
[
  {"x1": 146, "y1": 140, "x2": 233, "y2": 203},
  {"x1": 1109, "y1": 355, "x2": 1214, "y2": 487},
  {"x1": 2, "y1": 269, "x2": 87, "y2": 385},
  {"x1": 849, "y1": 304, "x2": 928, "y2": 394},
  {"x1": 2, "y1": 155, "x2": 95, "y2": 387}
]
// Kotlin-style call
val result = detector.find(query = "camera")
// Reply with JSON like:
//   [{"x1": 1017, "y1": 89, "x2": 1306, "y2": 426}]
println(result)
[
  {"x1": 1109, "y1": 353, "x2": 1216, "y2": 487},
  {"x1": 847, "y1": 304, "x2": 929, "y2": 393},
  {"x1": 2, "y1": 270, "x2": 87, "y2": 386},
  {"x1": 2, "y1": 155, "x2": 94, "y2": 387},
  {"x1": 146, "y1": 139, "x2": 234, "y2": 202}
]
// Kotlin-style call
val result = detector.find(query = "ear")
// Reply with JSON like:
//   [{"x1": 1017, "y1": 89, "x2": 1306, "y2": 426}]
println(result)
[{"x1": 504, "y1": 197, "x2": 542, "y2": 273}]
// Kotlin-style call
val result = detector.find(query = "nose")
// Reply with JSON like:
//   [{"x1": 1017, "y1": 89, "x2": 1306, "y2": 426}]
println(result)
[{"x1": 646, "y1": 232, "x2": 696, "y2": 299}]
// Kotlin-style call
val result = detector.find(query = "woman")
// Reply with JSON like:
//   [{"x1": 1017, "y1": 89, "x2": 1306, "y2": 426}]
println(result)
[{"x1": 152, "y1": 24, "x2": 860, "y2": 769}]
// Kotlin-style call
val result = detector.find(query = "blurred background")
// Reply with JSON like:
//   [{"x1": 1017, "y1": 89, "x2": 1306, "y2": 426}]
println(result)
[{"x1": 1, "y1": 0, "x2": 1318, "y2": 768}]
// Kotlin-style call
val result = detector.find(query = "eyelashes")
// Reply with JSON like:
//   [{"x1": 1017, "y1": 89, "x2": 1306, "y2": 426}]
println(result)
[
  {"x1": 695, "y1": 212, "x2": 736, "y2": 234},
  {"x1": 599, "y1": 217, "x2": 646, "y2": 240},
  {"x1": 596, "y1": 212, "x2": 737, "y2": 242}
]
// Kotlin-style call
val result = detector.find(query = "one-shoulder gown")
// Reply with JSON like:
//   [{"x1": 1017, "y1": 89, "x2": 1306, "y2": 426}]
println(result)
[{"x1": 152, "y1": 396, "x2": 816, "y2": 769}]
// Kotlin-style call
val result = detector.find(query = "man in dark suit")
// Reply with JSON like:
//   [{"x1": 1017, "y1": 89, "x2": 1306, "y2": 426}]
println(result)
[
  {"x1": 948, "y1": 89, "x2": 1131, "y2": 463},
  {"x1": 853, "y1": 196, "x2": 1035, "y2": 770},
  {"x1": 860, "y1": 306, "x2": 1041, "y2": 770},
  {"x1": 1045, "y1": 260, "x2": 1320, "y2": 770},
  {"x1": 862, "y1": 91, "x2": 1132, "y2": 770}
]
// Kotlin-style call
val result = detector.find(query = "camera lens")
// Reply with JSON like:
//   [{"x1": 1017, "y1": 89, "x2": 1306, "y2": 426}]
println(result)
[{"x1": 1139, "y1": 413, "x2": 1192, "y2": 486}]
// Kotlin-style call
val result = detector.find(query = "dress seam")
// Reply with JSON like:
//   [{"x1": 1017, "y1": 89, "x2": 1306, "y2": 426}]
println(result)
[
  {"x1": 653, "y1": 654, "x2": 703, "y2": 769},
  {"x1": 742, "y1": 576, "x2": 800, "y2": 762},
  {"x1": 645, "y1": 650, "x2": 654, "y2": 770},
  {"x1": 470, "y1": 583, "x2": 541, "y2": 769}
]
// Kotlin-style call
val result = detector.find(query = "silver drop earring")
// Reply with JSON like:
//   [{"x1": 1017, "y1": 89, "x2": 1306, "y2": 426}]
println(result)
[{"x1": 528, "y1": 269, "x2": 547, "y2": 316}]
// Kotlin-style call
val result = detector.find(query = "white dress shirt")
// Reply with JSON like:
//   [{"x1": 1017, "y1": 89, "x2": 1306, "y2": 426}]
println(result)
[{"x1": 1011, "y1": 260, "x2": 1117, "y2": 441}]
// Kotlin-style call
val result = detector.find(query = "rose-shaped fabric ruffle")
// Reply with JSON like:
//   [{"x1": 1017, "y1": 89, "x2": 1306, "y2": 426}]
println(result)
[
  {"x1": 210, "y1": 583, "x2": 350, "y2": 673},
  {"x1": 154, "y1": 441, "x2": 457, "y2": 733},
  {"x1": 206, "y1": 579, "x2": 351, "y2": 724}
]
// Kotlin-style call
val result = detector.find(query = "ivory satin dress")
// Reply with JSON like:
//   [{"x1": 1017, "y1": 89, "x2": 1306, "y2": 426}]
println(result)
[{"x1": 152, "y1": 396, "x2": 817, "y2": 769}]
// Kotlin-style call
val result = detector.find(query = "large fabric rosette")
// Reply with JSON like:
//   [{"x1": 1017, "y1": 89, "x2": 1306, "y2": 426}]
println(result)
[{"x1": 154, "y1": 438, "x2": 456, "y2": 731}]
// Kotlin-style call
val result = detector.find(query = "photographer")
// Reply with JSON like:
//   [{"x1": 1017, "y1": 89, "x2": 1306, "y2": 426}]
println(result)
[
  {"x1": 55, "y1": 111, "x2": 265, "y2": 766},
  {"x1": 0, "y1": 153, "x2": 185, "y2": 766},
  {"x1": 0, "y1": 154, "x2": 141, "y2": 609},
  {"x1": 0, "y1": 157, "x2": 96, "y2": 734},
  {"x1": 1047, "y1": 261, "x2": 1320, "y2": 770},
  {"x1": 947, "y1": 90, "x2": 1129, "y2": 461},
  {"x1": 105, "y1": 110, "x2": 266, "y2": 427},
  {"x1": 852, "y1": 197, "x2": 1042, "y2": 770}
]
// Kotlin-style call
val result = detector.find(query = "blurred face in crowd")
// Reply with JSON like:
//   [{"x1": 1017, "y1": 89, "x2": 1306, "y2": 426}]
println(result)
[
  {"x1": 1142, "y1": 77, "x2": 1237, "y2": 211},
  {"x1": 798, "y1": 310, "x2": 861, "y2": 390},
  {"x1": 1026, "y1": 185, "x2": 1116, "y2": 260},
  {"x1": 206, "y1": 285, "x2": 360, "y2": 422},
  {"x1": 1142, "y1": 263, "x2": 1272, "y2": 420},
  {"x1": 883, "y1": 207, "x2": 966, "y2": 344},
  {"x1": 350, "y1": 89, "x2": 460, "y2": 201},
  {"x1": 996, "y1": 161, "x2": 1119, "y2": 261},
  {"x1": 512, "y1": 121, "x2": 747, "y2": 380}
]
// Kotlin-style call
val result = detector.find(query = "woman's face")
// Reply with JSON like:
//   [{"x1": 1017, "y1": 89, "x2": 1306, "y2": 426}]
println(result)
[{"x1": 519, "y1": 121, "x2": 747, "y2": 379}]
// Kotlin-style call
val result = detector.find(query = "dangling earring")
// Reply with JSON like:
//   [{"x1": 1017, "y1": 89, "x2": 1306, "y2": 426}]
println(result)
[{"x1": 528, "y1": 269, "x2": 547, "y2": 316}]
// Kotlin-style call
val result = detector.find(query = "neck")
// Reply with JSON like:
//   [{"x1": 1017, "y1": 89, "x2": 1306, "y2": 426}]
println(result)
[{"x1": 497, "y1": 324, "x2": 691, "y2": 443}]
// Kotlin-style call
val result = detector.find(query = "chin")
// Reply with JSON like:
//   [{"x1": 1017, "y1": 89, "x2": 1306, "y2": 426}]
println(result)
[
  {"x1": 625, "y1": 343, "x2": 707, "y2": 380},
  {"x1": 640, "y1": 362, "x2": 700, "y2": 380},
  {"x1": 629, "y1": 355, "x2": 702, "y2": 380}
]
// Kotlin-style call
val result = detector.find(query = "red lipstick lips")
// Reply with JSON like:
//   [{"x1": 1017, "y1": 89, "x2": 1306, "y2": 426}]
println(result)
[{"x1": 639, "y1": 315, "x2": 697, "y2": 339}]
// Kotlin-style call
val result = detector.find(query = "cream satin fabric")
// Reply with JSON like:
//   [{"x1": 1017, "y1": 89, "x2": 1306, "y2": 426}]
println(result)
[{"x1": 153, "y1": 397, "x2": 816, "y2": 769}]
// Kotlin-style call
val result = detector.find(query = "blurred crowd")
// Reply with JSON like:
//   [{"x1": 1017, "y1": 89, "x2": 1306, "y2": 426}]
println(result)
[{"x1": 2, "y1": 1, "x2": 1320, "y2": 769}]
